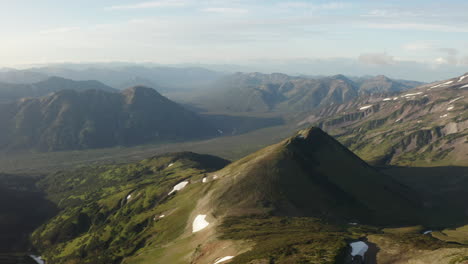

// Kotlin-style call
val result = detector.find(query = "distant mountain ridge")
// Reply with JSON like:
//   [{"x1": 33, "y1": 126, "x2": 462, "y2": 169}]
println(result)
[
  {"x1": 301, "y1": 73, "x2": 468, "y2": 166},
  {"x1": 356, "y1": 75, "x2": 420, "y2": 94},
  {"x1": 192, "y1": 72, "x2": 421, "y2": 112},
  {"x1": 0, "y1": 86, "x2": 216, "y2": 151},
  {"x1": 0, "y1": 76, "x2": 116, "y2": 102},
  {"x1": 24, "y1": 65, "x2": 225, "y2": 91}
]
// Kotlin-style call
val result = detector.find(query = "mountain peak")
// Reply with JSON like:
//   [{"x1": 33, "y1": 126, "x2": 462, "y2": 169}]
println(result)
[
  {"x1": 210, "y1": 127, "x2": 419, "y2": 224},
  {"x1": 122, "y1": 86, "x2": 164, "y2": 103},
  {"x1": 374, "y1": 75, "x2": 391, "y2": 81},
  {"x1": 123, "y1": 85, "x2": 159, "y2": 93},
  {"x1": 330, "y1": 74, "x2": 350, "y2": 81}
]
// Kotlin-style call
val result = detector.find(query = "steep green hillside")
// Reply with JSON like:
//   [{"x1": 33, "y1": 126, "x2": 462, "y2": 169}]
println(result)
[
  {"x1": 32, "y1": 152, "x2": 229, "y2": 263},
  {"x1": 208, "y1": 127, "x2": 420, "y2": 225},
  {"x1": 29, "y1": 128, "x2": 467, "y2": 264}
]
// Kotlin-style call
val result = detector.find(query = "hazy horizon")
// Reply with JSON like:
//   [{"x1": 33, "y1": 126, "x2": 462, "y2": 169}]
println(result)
[{"x1": 1, "y1": 0, "x2": 468, "y2": 81}]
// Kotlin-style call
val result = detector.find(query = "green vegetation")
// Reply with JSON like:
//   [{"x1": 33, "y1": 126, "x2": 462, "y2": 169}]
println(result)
[
  {"x1": 12, "y1": 127, "x2": 468, "y2": 264},
  {"x1": 31, "y1": 152, "x2": 228, "y2": 263},
  {"x1": 219, "y1": 216, "x2": 349, "y2": 264},
  {"x1": 433, "y1": 225, "x2": 468, "y2": 245}
]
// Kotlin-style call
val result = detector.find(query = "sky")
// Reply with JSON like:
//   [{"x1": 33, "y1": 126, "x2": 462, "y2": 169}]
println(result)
[{"x1": 1, "y1": 0, "x2": 467, "y2": 81}]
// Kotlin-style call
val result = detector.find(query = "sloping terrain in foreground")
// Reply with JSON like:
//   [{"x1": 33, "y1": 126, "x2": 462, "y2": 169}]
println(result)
[{"x1": 29, "y1": 128, "x2": 468, "y2": 264}]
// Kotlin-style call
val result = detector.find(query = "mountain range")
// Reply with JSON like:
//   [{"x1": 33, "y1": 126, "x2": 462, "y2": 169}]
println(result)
[
  {"x1": 301, "y1": 73, "x2": 468, "y2": 166},
  {"x1": 0, "y1": 76, "x2": 116, "y2": 103},
  {"x1": 191, "y1": 72, "x2": 422, "y2": 113},
  {"x1": 0, "y1": 68, "x2": 466, "y2": 264},
  {"x1": 0, "y1": 65, "x2": 224, "y2": 91},
  {"x1": 0, "y1": 86, "x2": 216, "y2": 151}
]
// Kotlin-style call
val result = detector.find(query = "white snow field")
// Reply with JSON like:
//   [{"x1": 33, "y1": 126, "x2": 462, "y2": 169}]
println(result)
[
  {"x1": 359, "y1": 105, "x2": 372, "y2": 110},
  {"x1": 350, "y1": 241, "x2": 369, "y2": 259},
  {"x1": 168, "y1": 181, "x2": 189, "y2": 195},
  {"x1": 193, "y1": 214, "x2": 210, "y2": 233},
  {"x1": 214, "y1": 256, "x2": 235, "y2": 264}
]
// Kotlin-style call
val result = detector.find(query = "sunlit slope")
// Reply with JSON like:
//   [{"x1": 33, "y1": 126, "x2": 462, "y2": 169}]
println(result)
[
  {"x1": 301, "y1": 73, "x2": 468, "y2": 166},
  {"x1": 31, "y1": 128, "x2": 429, "y2": 264}
]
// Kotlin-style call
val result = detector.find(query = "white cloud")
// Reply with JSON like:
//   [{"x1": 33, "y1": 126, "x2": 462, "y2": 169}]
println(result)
[
  {"x1": 437, "y1": 48, "x2": 459, "y2": 65},
  {"x1": 434, "y1": 57, "x2": 448, "y2": 65},
  {"x1": 362, "y1": 23, "x2": 468, "y2": 33},
  {"x1": 109, "y1": 0, "x2": 186, "y2": 10},
  {"x1": 358, "y1": 53, "x2": 395, "y2": 65},
  {"x1": 362, "y1": 9, "x2": 421, "y2": 18},
  {"x1": 402, "y1": 42, "x2": 433, "y2": 51},
  {"x1": 459, "y1": 56, "x2": 468, "y2": 66},
  {"x1": 39, "y1": 27, "x2": 80, "y2": 35},
  {"x1": 278, "y1": 2, "x2": 348, "y2": 10},
  {"x1": 201, "y1": 7, "x2": 248, "y2": 14}
]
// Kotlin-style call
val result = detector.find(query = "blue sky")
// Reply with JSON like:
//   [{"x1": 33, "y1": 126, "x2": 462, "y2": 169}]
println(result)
[{"x1": 1, "y1": 0, "x2": 467, "y2": 80}]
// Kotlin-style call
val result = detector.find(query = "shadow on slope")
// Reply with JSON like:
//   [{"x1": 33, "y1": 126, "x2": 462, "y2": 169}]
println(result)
[
  {"x1": 0, "y1": 175, "x2": 58, "y2": 253},
  {"x1": 380, "y1": 166, "x2": 468, "y2": 227}
]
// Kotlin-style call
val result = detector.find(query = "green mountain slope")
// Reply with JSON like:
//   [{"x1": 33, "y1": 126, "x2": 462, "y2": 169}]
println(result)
[
  {"x1": 31, "y1": 128, "x2": 460, "y2": 264},
  {"x1": 32, "y1": 152, "x2": 229, "y2": 264},
  {"x1": 0, "y1": 86, "x2": 217, "y2": 151},
  {"x1": 208, "y1": 127, "x2": 420, "y2": 224}
]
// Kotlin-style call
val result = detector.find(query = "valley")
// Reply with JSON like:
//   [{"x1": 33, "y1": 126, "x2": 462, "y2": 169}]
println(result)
[
  {"x1": 0, "y1": 67, "x2": 466, "y2": 264},
  {"x1": 2, "y1": 2, "x2": 468, "y2": 263}
]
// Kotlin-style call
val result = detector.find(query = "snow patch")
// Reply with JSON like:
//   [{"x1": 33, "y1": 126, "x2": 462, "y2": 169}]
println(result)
[
  {"x1": 348, "y1": 222, "x2": 358, "y2": 225},
  {"x1": 447, "y1": 106, "x2": 454, "y2": 111},
  {"x1": 423, "y1": 230, "x2": 433, "y2": 235},
  {"x1": 214, "y1": 256, "x2": 235, "y2": 264},
  {"x1": 154, "y1": 214, "x2": 165, "y2": 221},
  {"x1": 395, "y1": 118, "x2": 402, "y2": 123},
  {"x1": 202, "y1": 177, "x2": 207, "y2": 183},
  {"x1": 440, "y1": 114, "x2": 448, "y2": 118},
  {"x1": 449, "y1": 96, "x2": 464, "y2": 104},
  {"x1": 350, "y1": 241, "x2": 369, "y2": 259},
  {"x1": 213, "y1": 175, "x2": 218, "y2": 179},
  {"x1": 461, "y1": 84, "x2": 468, "y2": 89},
  {"x1": 403, "y1": 92, "x2": 423, "y2": 97},
  {"x1": 167, "y1": 163, "x2": 174, "y2": 168},
  {"x1": 383, "y1": 98, "x2": 392, "y2": 101},
  {"x1": 359, "y1": 105, "x2": 372, "y2": 111},
  {"x1": 393, "y1": 97, "x2": 399, "y2": 100},
  {"x1": 29, "y1": 255, "x2": 45, "y2": 264},
  {"x1": 192, "y1": 214, "x2": 210, "y2": 233},
  {"x1": 168, "y1": 181, "x2": 189, "y2": 195},
  {"x1": 430, "y1": 80, "x2": 454, "y2": 89},
  {"x1": 126, "y1": 194, "x2": 132, "y2": 200},
  {"x1": 217, "y1": 129, "x2": 224, "y2": 134},
  {"x1": 458, "y1": 75, "x2": 468, "y2": 82}
]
